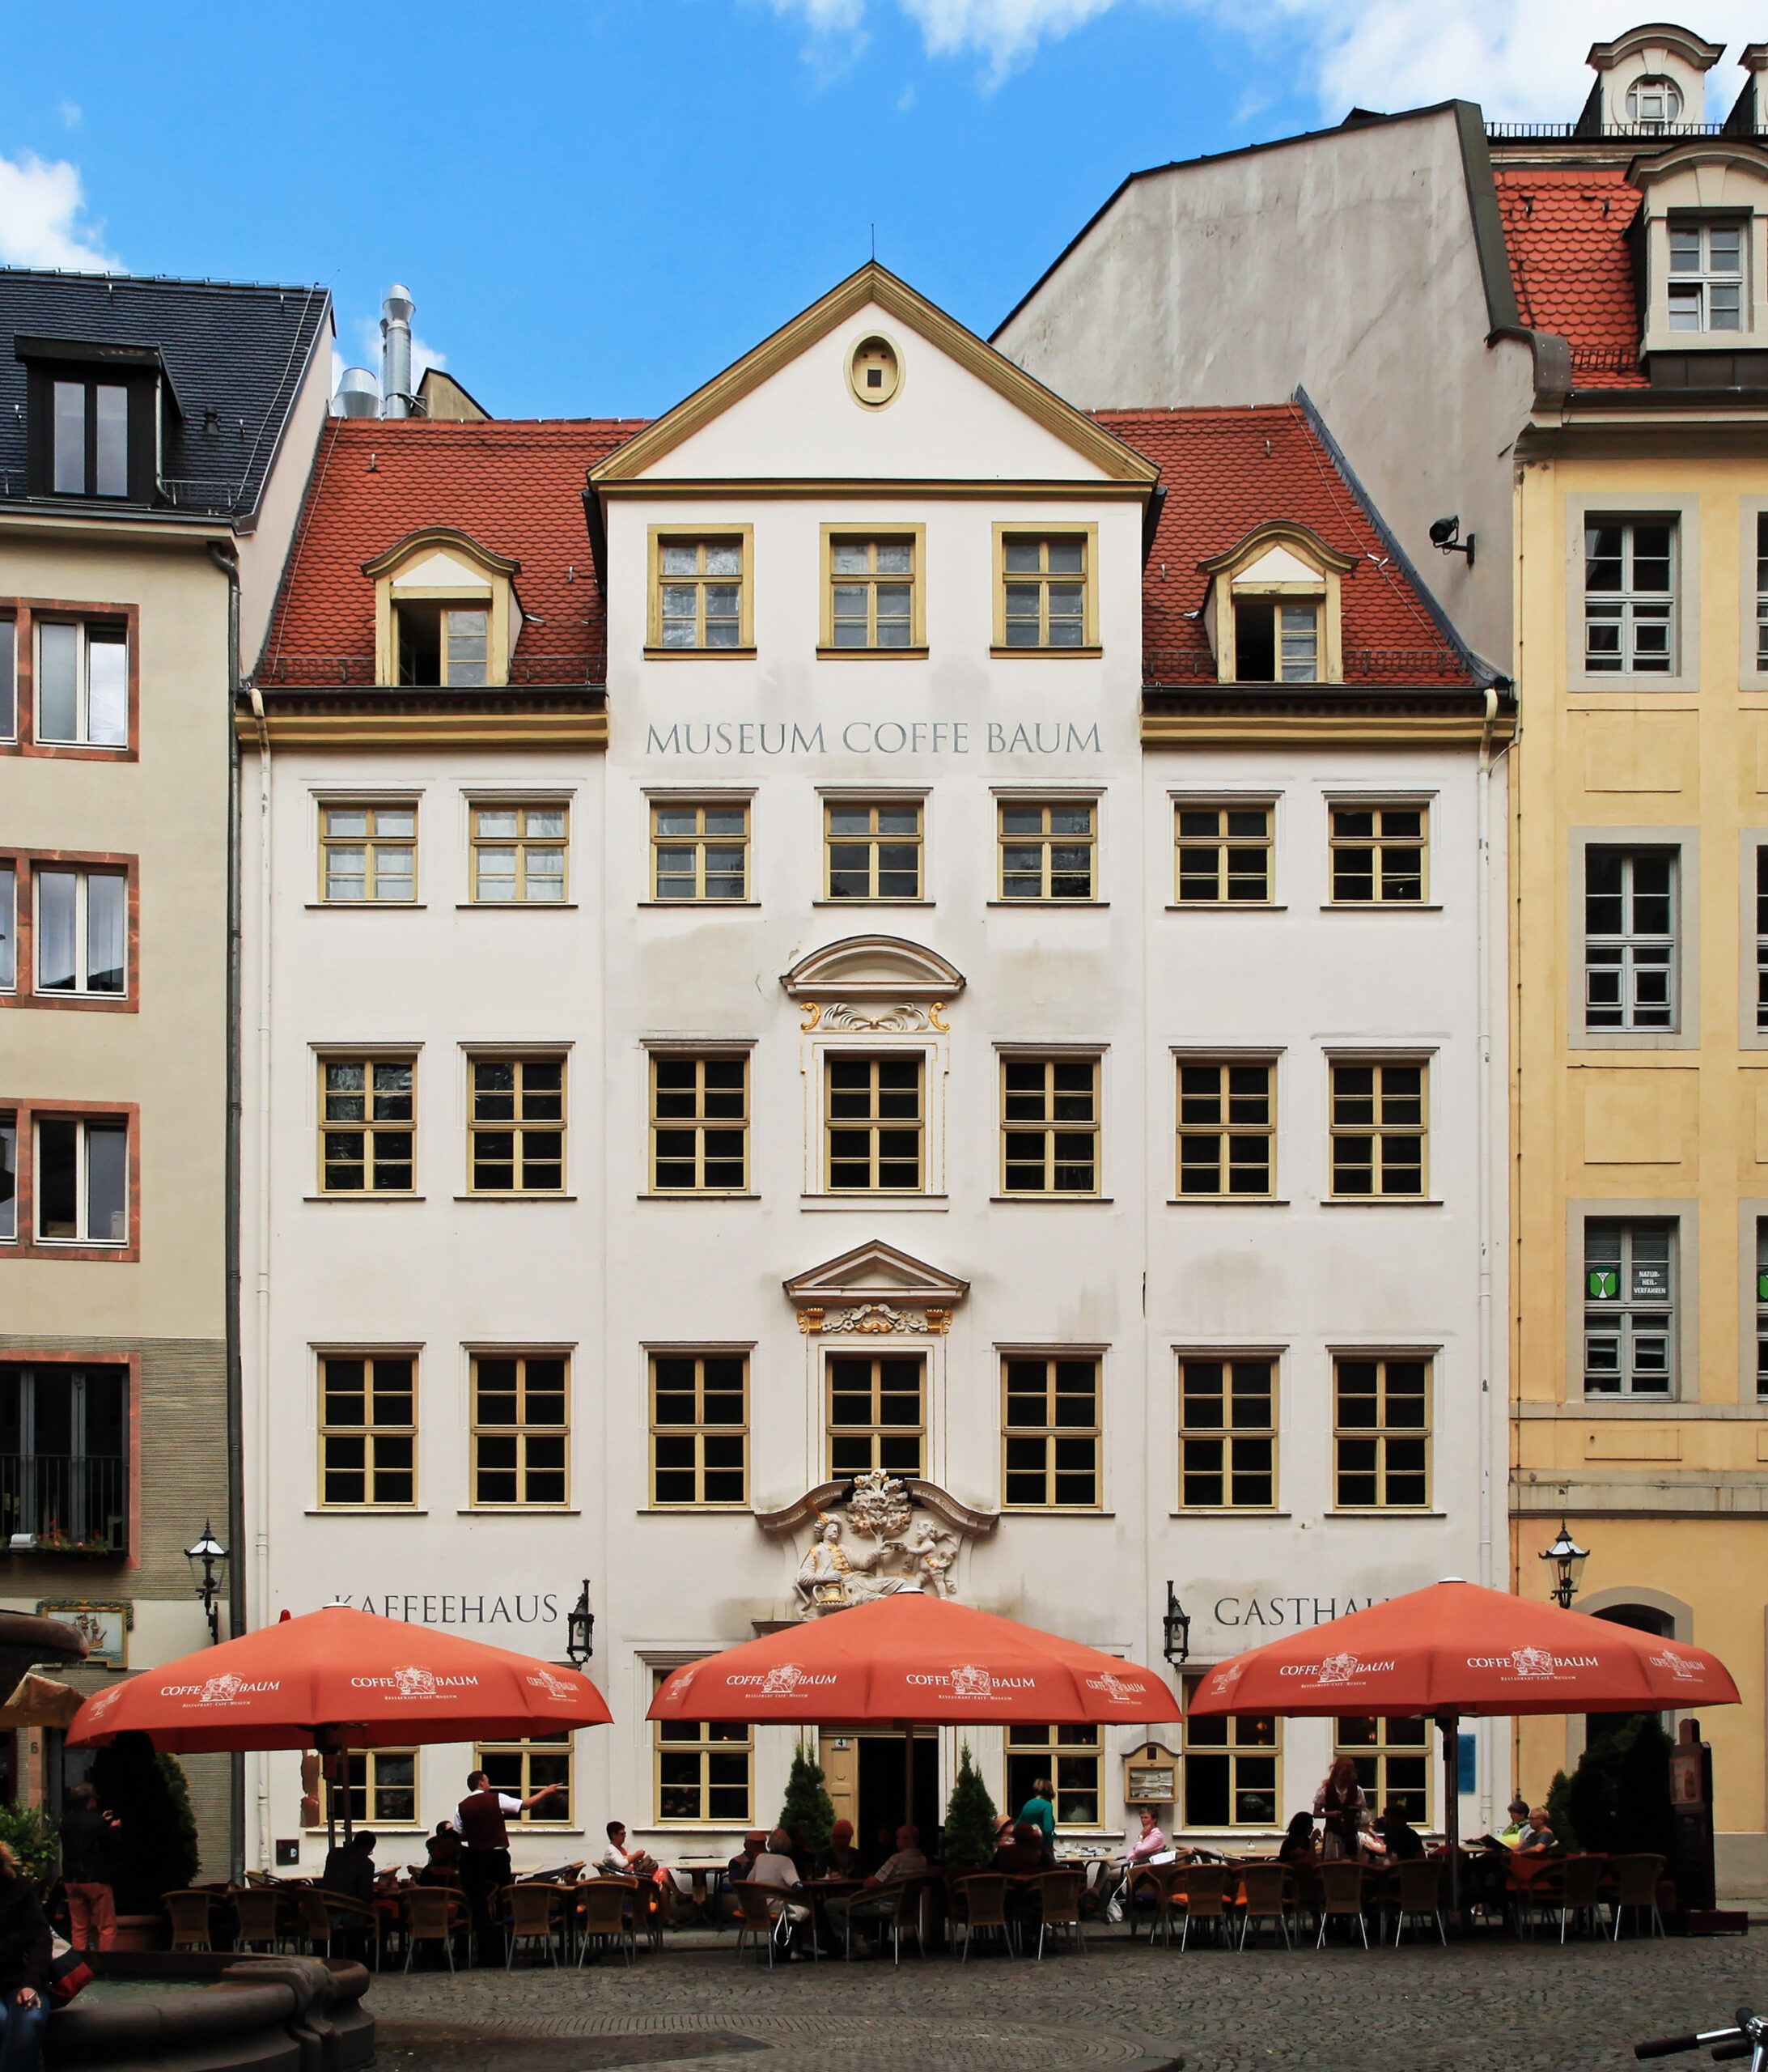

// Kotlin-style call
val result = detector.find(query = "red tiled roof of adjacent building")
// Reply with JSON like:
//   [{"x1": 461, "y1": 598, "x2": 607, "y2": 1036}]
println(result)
[
  {"x1": 1095, "y1": 403, "x2": 1475, "y2": 686},
  {"x1": 257, "y1": 418, "x2": 647, "y2": 683},
  {"x1": 1492, "y1": 165, "x2": 1646, "y2": 388}
]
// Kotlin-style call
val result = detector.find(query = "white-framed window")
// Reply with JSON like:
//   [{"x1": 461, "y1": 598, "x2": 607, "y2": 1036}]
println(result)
[
  {"x1": 469, "y1": 805, "x2": 566, "y2": 902},
  {"x1": 320, "y1": 804, "x2": 417, "y2": 903},
  {"x1": 1586, "y1": 520, "x2": 1676, "y2": 675},
  {"x1": 1628, "y1": 74, "x2": 1682, "y2": 129},
  {"x1": 1586, "y1": 848, "x2": 1677, "y2": 1032},
  {"x1": 34, "y1": 867, "x2": 125, "y2": 996},
  {"x1": 1584, "y1": 1221, "x2": 1675, "y2": 1397},
  {"x1": 320, "y1": 1354, "x2": 416, "y2": 1506},
  {"x1": 36, "y1": 621, "x2": 127, "y2": 747},
  {"x1": 35, "y1": 1115, "x2": 127, "y2": 1244},
  {"x1": 1668, "y1": 220, "x2": 1745, "y2": 333},
  {"x1": 398, "y1": 605, "x2": 488, "y2": 686}
]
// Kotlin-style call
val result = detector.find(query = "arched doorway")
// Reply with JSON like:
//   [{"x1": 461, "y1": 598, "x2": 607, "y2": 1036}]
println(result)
[{"x1": 1586, "y1": 1602, "x2": 1673, "y2": 1752}]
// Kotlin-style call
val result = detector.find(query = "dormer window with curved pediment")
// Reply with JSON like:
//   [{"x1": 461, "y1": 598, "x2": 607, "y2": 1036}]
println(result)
[
  {"x1": 1630, "y1": 143, "x2": 1768, "y2": 366},
  {"x1": 363, "y1": 529, "x2": 521, "y2": 688},
  {"x1": 1198, "y1": 523, "x2": 1355, "y2": 686}
]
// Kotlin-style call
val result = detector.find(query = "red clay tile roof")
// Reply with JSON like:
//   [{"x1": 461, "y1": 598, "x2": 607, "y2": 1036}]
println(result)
[
  {"x1": 257, "y1": 418, "x2": 646, "y2": 684},
  {"x1": 1095, "y1": 403, "x2": 1475, "y2": 686},
  {"x1": 1492, "y1": 166, "x2": 1646, "y2": 388}
]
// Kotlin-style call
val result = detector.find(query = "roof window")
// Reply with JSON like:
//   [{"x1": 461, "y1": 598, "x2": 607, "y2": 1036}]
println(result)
[{"x1": 1626, "y1": 76, "x2": 1682, "y2": 130}]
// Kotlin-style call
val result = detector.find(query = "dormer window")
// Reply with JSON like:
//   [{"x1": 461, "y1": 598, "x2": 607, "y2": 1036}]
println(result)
[
  {"x1": 364, "y1": 529, "x2": 519, "y2": 688},
  {"x1": 1200, "y1": 522, "x2": 1352, "y2": 687},
  {"x1": 397, "y1": 605, "x2": 489, "y2": 686},
  {"x1": 53, "y1": 380, "x2": 129, "y2": 497},
  {"x1": 16, "y1": 338, "x2": 167, "y2": 504},
  {"x1": 1234, "y1": 599, "x2": 1318, "y2": 682},
  {"x1": 1627, "y1": 76, "x2": 1682, "y2": 130},
  {"x1": 1668, "y1": 222, "x2": 1745, "y2": 332}
]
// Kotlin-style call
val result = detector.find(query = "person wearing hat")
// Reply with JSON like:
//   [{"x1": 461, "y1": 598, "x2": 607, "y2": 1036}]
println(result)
[{"x1": 723, "y1": 1830, "x2": 767, "y2": 1921}]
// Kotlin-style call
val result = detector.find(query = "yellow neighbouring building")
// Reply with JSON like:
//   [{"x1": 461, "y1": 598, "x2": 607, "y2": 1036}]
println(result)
[{"x1": 1496, "y1": 30, "x2": 1768, "y2": 1898}]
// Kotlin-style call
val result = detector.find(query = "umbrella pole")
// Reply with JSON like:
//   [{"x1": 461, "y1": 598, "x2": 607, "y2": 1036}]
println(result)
[
  {"x1": 900, "y1": 1720, "x2": 914, "y2": 1836},
  {"x1": 1439, "y1": 1710, "x2": 1461, "y2": 1925}
]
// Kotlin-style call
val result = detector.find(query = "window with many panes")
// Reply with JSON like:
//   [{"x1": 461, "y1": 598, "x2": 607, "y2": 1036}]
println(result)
[
  {"x1": 651, "y1": 802, "x2": 748, "y2": 902},
  {"x1": 826, "y1": 1055, "x2": 922, "y2": 1191},
  {"x1": 651, "y1": 1352, "x2": 748, "y2": 1507},
  {"x1": 998, "y1": 801, "x2": 1096, "y2": 900},
  {"x1": 1007, "y1": 1726, "x2": 1102, "y2": 1827},
  {"x1": 36, "y1": 1116, "x2": 127, "y2": 1244},
  {"x1": 1757, "y1": 847, "x2": 1768, "y2": 1028},
  {"x1": 827, "y1": 537, "x2": 917, "y2": 650},
  {"x1": 320, "y1": 805, "x2": 416, "y2": 902},
  {"x1": 313, "y1": 1749, "x2": 417, "y2": 1829},
  {"x1": 1584, "y1": 1221, "x2": 1674, "y2": 1396},
  {"x1": 826, "y1": 1352, "x2": 922, "y2": 1480},
  {"x1": 1182, "y1": 1676, "x2": 1278, "y2": 1828},
  {"x1": 1001, "y1": 1057, "x2": 1098, "y2": 1195},
  {"x1": 651, "y1": 1055, "x2": 747, "y2": 1191},
  {"x1": 1233, "y1": 599, "x2": 1319, "y2": 682},
  {"x1": 1668, "y1": 220, "x2": 1744, "y2": 332},
  {"x1": 999, "y1": 535, "x2": 1089, "y2": 649},
  {"x1": 1628, "y1": 74, "x2": 1682, "y2": 128},
  {"x1": 37, "y1": 622, "x2": 127, "y2": 747},
  {"x1": 0, "y1": 1363, "x2": 127, "y2": 1552},
  {"x1": 468, "y1": 1058, "x2": 564, "y2": 1192},
  {"x1": 654, "y1": 537, "x2": 746, "y2": 650},
  {"x1": 1179, "y1": 1357, "x2": 1276, "y2": 1508},
  {"x1": 320, "y1": 1355, "x2": 416, "y2": 1506},
  {"x1": 1177, "y1": 1061, "x2": 1274, "y2": 1197},
  {"x1": 476, "y1": 1735, "x2": 571, "y2": 1823},
  {"x1": 1586, "y1": 848, "x2": 1676, "y2": 1032},
  {"x1": 470, "y1": 805, "x2": 566, "y2": 902},
  {"x1": 1329, "y1": 805, "x2": 1426, "y2": 903},
  {"x1": 1003, "y1": 1356, "x2": 1099, "y2": 1509},
  {"x1": 825, "y1": 801, "x2": 922, "y2": 899},
  {"x1": 1176, "y1": 804, "x2": 1272, "y2": 903},
  {"x1": 1757, "y1": 516, "x2": 1768, "y2": 675},
  {"x1": 1756, "y1": 1220, "x2": 1768, "y2": 1398},
  {"x1": 1333, "y1": 1357, "x2": 1430, "y2": 1507},
  {"x1": 1329, "y1": 1061, "x2": 1426, "y2": 1197},
  {"x1": 654, "y1": 1671, "x2": 751, "y2": 1823},
  {"x1": 1586, "y1": 520, "x2": 1676, "y2": 674},
  {"x1": 320, "y1": 1059, "x2": 414, "y2": 1193},
  {"x1": 1336, "y1": 1717, "x2": 1429, "y2": 1823},
  {"x1": 471, "y1": 1354, "x2": 568, "y2": 1505},
  {"x1": 34, "y1": 867, "x2": 125, "y2": 996}
]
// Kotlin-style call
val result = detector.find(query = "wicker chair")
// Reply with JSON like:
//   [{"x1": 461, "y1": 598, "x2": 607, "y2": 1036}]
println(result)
[
  {"x1": 826, "y1": 1875, "x2": 929, "y2": 1966},
  {"x1": 402, "y1": 1887, "x2": 460, "y2": 1974},
  {"x1": 1389, "y1": 1859, "x2": 1445, "y2": 1947},
  {"x1": 163, "y1": 1892, "x2": 213, "y2": 1952},
  {"x1": 1315, "y1": 1862, "x2": 1369, "y2": 1951},
  {"x1": 1177, "y1": 1864, "x2": 1229, "y2": 1952},
  {"x1": 1237, "y1": 1863, "x2": 1294, "y2": 1951},
  {"x1": 231, "y1": 1888, "x2": 284, "y2": 1954},
  {"x1": 504, "y1": 1883, "x2": 561, "y2": 1970},
  {"x1": 1034, "y1": 1870, "x2": 1085, "y2": 1959},
  {"x1": 952, "y1": 1874, "x2": 1013, "y2": 1960},
  {"x1": 576, "y1": 1878, "x2": 638, "y2": 1968},
  {"x1": 729, "y1": 1880, "x2": 781, "y2": 1968},
  {"x1": 1556, "y1": 1855, "x2": 1607, "y2": 1944},
  {"x1": 1609, "y1": 1853, "x2": 1668, "y2": 1941}
]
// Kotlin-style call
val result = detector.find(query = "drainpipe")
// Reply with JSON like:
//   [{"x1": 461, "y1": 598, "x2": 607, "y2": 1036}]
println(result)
[
  {"x1": 248, "y1": 679, "x2": 272, "y2": 1875},
  {"x1": 207, "y1": 540, "x2": 247, "y2": 1884}
]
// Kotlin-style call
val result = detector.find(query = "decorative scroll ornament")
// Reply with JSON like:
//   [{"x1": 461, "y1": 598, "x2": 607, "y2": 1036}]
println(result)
[
  {"x1": 813, "y1": 1001, "x2": 944, "y2": 1034},
  {"x1": 796, "y1": 1301, "x2": 952, "y2": 1336}
]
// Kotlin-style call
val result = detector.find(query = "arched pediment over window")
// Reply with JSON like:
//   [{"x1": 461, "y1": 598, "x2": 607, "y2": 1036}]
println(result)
[
  {"x1": 782, "y1": 934, "x2": 965, "y2": 1002},
  {"x1": 362, "y1": 527, "x2": 522, "y2": 688},
  {"x1": 1198, "y1": 521, "x2": 1355, "y2": 686}
]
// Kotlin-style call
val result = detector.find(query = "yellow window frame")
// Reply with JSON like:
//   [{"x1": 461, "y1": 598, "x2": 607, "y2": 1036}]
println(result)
[
  {"x1": 646, "y1": 527, "x2": 755, "y2": 656},
  {"x1": 468, "y1": 803, "x2": 569, "y2": 903},
  {"x1": 819, "y1": 526, "x2": 926, "y2": 656}
]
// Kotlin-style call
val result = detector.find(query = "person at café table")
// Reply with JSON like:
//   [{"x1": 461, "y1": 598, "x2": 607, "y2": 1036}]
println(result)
[
  {"x1": 1122, "y1": 1807, "x2": 1168, "y2": 1868},
  {"x1": 600, "y1": 1820, "x2": 678, "y2": 1926},
  {"x1": 749, "y1": 1829, "x2": 815, "y2": 1956},
  {"x1": 1016, "y1": 1777, "x2": 1057, "y2": 1847},
  {"x1": 993, "y1": 1819, "x2": 1049, "y2": 1875},
  {"x1": 724, "y1": 1829, "x2": 767, "y2": 1919},
  {"x1": 1497, "y1": 1798, "x2": 1532, "y2": 1849},
  {"x1": 1277, "y1": 1812, "x2": 1319, "y2": 1867},
  {"x1": 1372, "y1": 1802, "x2": 1426, "y2": 1862},
  {"x1": 820, "y1": 1819, "x2": 862, "y2": 1879},
  {"x1": 1516, "y1": 1806, "x2": 1562, "y2": 1856},
  {"x1": 1312, "y1": 1757, "x2": 1369, "y2": 1861},
  {"x1": 833, "y1": 1823, "x2": 929, "y2": 1951}
]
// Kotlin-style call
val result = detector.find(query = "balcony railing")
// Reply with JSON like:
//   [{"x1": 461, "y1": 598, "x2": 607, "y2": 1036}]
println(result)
[
  {"x1": 0, "y1": 1455, "x2": 127, "y2": 1555},
  {"x1": 1486, "y1": 121, "x2": 1730, "y2": 139},
  {"x1": 1143, "y1": 647, "x2": 1467, "y2": 684},
  {"x1": 158, "y1": 476, "x2": 248, "y2": 514},
  {"x1": 254, "y1": 656, "x2": 600, "y2": 687}
]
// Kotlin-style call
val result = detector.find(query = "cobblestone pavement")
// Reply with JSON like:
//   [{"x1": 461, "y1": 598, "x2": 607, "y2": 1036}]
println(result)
[{"x1": 364, "y1": 1930, "x2": 1768, "y2": 2072}]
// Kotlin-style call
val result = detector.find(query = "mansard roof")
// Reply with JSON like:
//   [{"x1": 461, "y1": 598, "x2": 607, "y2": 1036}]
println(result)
[{"x1": 1491, "y1": 165, "x2": 1647, "y2": 388}]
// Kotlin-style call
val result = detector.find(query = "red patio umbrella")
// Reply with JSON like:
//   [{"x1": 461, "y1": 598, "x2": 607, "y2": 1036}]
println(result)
[
  {"x1": 1187, "y1": 1578, "x2": 1738, "y2": 1912},
  {"x1": 647, "y1": 1589, "x2": 1179, "y2": 1825}
]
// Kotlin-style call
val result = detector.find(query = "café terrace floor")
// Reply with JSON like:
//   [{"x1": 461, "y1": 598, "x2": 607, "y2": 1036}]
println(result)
[{"x1": 364, "y1": 1926, "x2": 1768, "y2": 2072}]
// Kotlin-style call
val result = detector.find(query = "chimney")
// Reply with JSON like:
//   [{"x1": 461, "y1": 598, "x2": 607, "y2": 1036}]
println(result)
[{"x1": 379, "y1": 283, "x2": 414, "y2": 419}]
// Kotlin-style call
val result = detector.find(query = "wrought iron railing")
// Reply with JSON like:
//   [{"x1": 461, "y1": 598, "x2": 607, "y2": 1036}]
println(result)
[
  {"x1": 1143, "y1": 647, "x2": 1466, "y2": 683},
  {"x1": 254, "y1": 655, "x2": 600, "y2": 687},
  {"x1": 1486, "y1": 121, "x2": 1730, "y2": 138},
  {"x1": 0, "y1": 1454, "x2": 127, "y2": 1554},
  {"x1": 1570, "y1": 347, "x2": 1642, "y2": 376},
  {"x1": 158, "y1": 475, "x2": 247, "y2": 513}
]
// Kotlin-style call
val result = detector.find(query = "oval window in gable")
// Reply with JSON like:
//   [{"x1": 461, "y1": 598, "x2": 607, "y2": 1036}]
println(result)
[{"x1": 849, "y1": 334, "x2": 901, "y2": 408}]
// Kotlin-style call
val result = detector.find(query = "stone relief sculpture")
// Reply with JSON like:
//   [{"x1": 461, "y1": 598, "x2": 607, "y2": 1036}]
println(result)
[{"x1": 787, "y1": 1472, "x2": 965, "y2": 1616}]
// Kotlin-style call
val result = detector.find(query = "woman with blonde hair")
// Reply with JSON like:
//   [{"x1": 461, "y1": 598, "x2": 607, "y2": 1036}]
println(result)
[
  {"x1": 1312, "y1": 1756, "x2": 1368, "y2": 1862},
  {"x1": 0, "y1": 1839, "x2": 50, "y2": 2070}
]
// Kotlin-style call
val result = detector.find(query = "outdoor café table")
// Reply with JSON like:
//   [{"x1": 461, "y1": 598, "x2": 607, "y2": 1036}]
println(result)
[
  {"x1": 672, "y1": 1858, "x2": 728, "y2": 1928},
  {"x1": 803, "y1": 1875, "x2": 863, "y2": 1947}
]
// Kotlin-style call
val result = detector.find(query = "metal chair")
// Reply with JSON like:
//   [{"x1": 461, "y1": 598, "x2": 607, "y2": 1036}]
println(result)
[
  {"x1": 402, "y1": 1887, "x2": 459, "y2": 1974},
  {"x1": 576, "y1": 1878, "x2": 638, "y2": 1968},
  {"x1": 1557, "y1": 1855, "x2": 1607, "y2": 1943},
  {"x1": 1316, "y1": 1862, "x2": 1369, "y2": 1951},
  {"x1": 1034, "y1": 1870, "x2": 1086, "y2": 1959},
  {"x1": 504, "y1": 1883, "x2": 561, "y2": 1970},
  {"x1": 1609, "y1": 1853, "x2": 1667, "y2": 1940},
  {"x1": 827, "y1": 1876, "x2": 928, "y2": 1966},
  {"x1": 231, "y1": 1887, "x2": 284, "y2": 1954},
  {"x1": 1389, "y1": 1859, "x2": 1446, "y2": 1947},
  {"x1": 1237, "y1": 1863, "x2": 1294, "y2": 1951},
  {"x1": 1177, "y1": 1864, "x2": 1229, "y2": 1952},
  {"x1": 952, "y1": 1874, "x2": 1013, "y2": 1960},
  {"x1": 163, "y1": 1892, "x2": 213, "y2": 1952}
]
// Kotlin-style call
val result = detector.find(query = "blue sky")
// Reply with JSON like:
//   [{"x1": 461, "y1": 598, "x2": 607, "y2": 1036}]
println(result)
[{"x1": 3, "y1": 2, "x2": 1766, "y2": 418}]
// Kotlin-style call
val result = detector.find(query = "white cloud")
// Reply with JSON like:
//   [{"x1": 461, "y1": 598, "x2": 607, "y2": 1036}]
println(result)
[
  {"x1": 57, "y1": 100, "x2": 81, "y2": 130},
  {"x1": 0, "y1": 151, "x2": 118, "y2": 270}
]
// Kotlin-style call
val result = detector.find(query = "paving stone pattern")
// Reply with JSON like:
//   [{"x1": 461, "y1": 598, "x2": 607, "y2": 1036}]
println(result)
[{"x1": 365, "y1": 1933, "x2": 1768, "y2": 2072}]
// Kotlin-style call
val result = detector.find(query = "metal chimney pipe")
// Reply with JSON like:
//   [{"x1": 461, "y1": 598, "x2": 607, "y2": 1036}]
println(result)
[{"x1": 379, "y1": 283, "x2": 414, "y2": 419}]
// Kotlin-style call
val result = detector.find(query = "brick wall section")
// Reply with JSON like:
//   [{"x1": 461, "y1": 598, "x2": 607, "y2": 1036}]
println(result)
[{"x1": 0, "y1": 1333, "x2": 231, "y2": 1876}]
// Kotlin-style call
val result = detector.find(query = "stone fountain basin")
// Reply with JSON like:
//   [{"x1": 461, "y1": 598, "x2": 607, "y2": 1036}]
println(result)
[{"x1": 49, "y1": 1953, "x2": 372, "y2": 2071}]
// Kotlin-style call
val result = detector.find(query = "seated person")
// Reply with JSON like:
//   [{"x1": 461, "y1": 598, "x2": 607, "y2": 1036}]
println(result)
[
  {"x1": 724, "y1": 1830, "x2": 766, "y2": 1920},
  {"x1": 602, "y1": 1820, "x2": 676, "y2": 1924},
  {"x1": 418, "y1": 1822, "x2": 463, "y2": 1886},
  {"x1": 820, "y1": 1819, "x2": 862, "y2": 1879},
  {"x1": 1124, "y1": 1807, "x2": 1168, "y2": 1867},
  {"x1": 1516, "y1": 1807, "x2": 1562, "y2": 1856},
  {"x1": 1497, "y1": 1798, "x2": 1532, "y2": 1849},
  {"x1": 320, "y1": 1830, "x2": 378, "y2": 1947},
  {"x1": 748, "y1": 1829, "x2": 812, "y2": 1948},
  {"x1": 992, "y1": 1819, "x2": 1049, "y2": 1876},
  {"x1": 1376, "y1": 1803, "x2": 1426, "y2": 1862},
  {"x1": 786, "y1": 1826, "x2": 816, "y2": 1880},
  {"x1": 830, "y1": 1824, "x2": 928, "y2": 1943},
  {"x1": 1277, "y1": 1812, "x2": 1319, "y2": 1866}
]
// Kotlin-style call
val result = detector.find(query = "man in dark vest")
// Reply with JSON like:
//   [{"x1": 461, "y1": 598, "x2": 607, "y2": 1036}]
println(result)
[{"x1": 454, "y1": 1768, "x2": 564, "y2": 1964}]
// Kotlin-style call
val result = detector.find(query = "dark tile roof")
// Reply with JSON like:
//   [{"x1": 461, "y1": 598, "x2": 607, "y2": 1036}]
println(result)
[
  {"x1": 257, "y1": 418, "x2": 647, "y2": 684},
  {"x1": 1492, "y1": 168, "x2": 1647, "y2": 387},
  {"x1": 0, "y1": 267, "x2": 333, "y2": 519},
  {"x1": 1095, "y1": 403, "x2": 1478, "y2": 686}
]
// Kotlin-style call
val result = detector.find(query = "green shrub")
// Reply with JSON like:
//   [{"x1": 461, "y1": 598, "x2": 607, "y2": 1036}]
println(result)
[
  {"x1": 1545, "y1": 1768, "x2": 1579, "y2": 1853},
  {"x1": 778, "y1": 1742, "x2": 835, "y2": 1860},
  {"x1": 0, "y1": 1804, "x2": 57, "y2": 1891},
  {"x1": 940, "y1": 1744, "x2": 998, "y2": 1870}
]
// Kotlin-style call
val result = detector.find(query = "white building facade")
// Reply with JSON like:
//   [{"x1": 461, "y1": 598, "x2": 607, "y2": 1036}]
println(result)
[{"x1": 241, "y1": 267, "x2": 1510, "y2": 1878}]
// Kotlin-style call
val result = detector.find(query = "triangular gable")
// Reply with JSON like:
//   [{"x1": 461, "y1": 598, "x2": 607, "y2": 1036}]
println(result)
[
  {"x1": 591, "y1": 262, "x2": 1159, "y2": 489},
  {"x1": 783, "y1": 1239, "x2": 971, "y2": 1311}
]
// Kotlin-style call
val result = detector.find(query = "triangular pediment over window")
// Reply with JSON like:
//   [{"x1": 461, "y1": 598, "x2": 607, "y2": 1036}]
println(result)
[
  {"x1": 782, "y1": 935, "x2": 964, "y2": 1002},
  {"x1": 783, "y1": 1240, "x2": 971, "y2": 1313}
]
